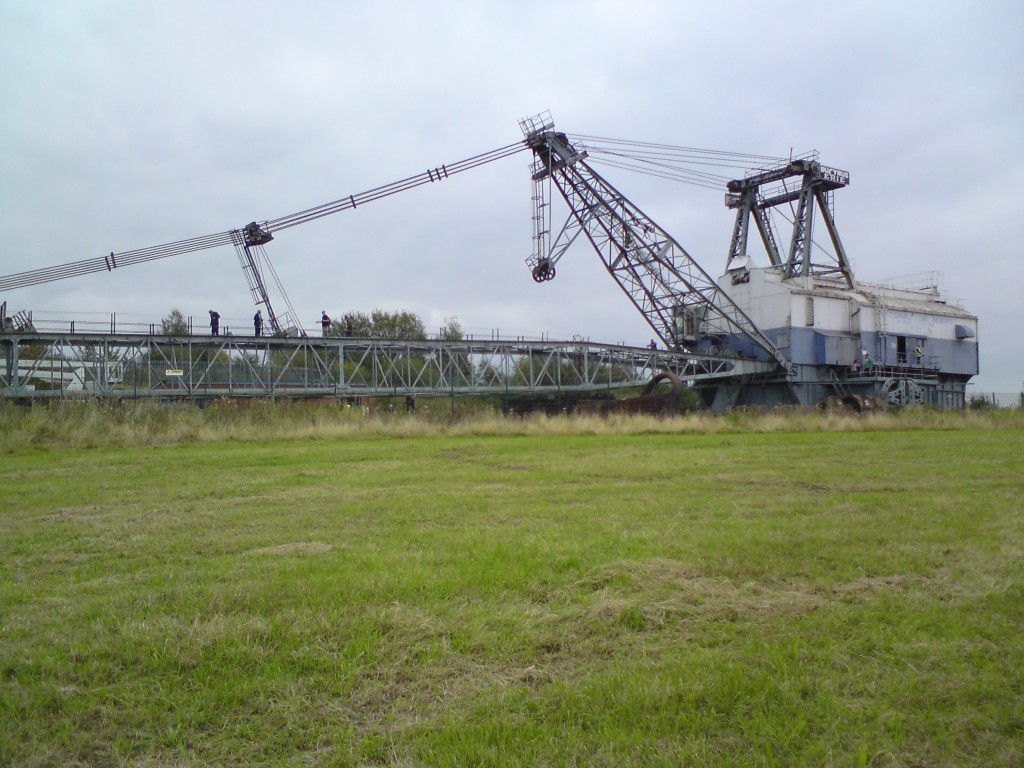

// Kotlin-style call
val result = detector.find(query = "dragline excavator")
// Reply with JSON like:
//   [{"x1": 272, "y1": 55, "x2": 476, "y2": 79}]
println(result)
[{"x1": 1, "y1": 113, "x2": 794, "y2": 379}]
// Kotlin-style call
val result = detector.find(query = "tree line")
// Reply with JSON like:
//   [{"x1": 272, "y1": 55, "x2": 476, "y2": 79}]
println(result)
[{"x1": 161, "y1": 308, "x2": 463, "y2": 341}]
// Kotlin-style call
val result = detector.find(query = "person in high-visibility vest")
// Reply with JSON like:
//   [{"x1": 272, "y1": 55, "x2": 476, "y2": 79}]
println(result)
[{"x1": 914, "y1": 344, "x2": 923, "y2": 366}]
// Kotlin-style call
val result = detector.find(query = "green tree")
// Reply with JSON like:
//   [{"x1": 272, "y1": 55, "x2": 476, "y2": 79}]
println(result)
[
  {"x1": 968, "y1": 394, "x2": 993, "y2": 410},
  {"x1": 332, "y1": 309, "x2": 426, "y2": 341},
  {"x1": 370, "y1": 309, "x2": 426, "y2": 340},
  {"x1": 14, "y1": 342, "x2": 48, "y2": 361},
  {"x1": 160, "y1": 308, "x2": 189, "y2": 335},
  {"x1": 125, "y1": 309, "x2": 225, "y2": 390},
  {"x1": 511, "y1": 354, "x2": 574, "y2": 388},
  {"x1": 438, "y1": 316, "x2": 472, "y2": 380},
  {"x1": 475, "y1": 359, "x2": 505, "y2": 387},
  {"x1": 438, "y1": 317, "x2": 464, "y2": 341},
  {"x1": 326, "y1": 309, "x2": 428, "y2": 389}
]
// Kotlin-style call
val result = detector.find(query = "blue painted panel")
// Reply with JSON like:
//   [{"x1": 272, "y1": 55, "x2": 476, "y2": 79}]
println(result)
[{"x1": 715, "y1": 325, "x2": 977, "y2": 377}]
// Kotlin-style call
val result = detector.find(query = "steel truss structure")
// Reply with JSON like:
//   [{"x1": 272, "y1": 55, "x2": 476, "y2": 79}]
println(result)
[
  {"x1": 519, "y1": 114, "x2": 791, "y2": 373},
  {"x1": 724, "y1": 158, "x2": 854, "y2": 288},
  {"x1": 1, "y1": 332, "x2": 775, "y2": 400}
]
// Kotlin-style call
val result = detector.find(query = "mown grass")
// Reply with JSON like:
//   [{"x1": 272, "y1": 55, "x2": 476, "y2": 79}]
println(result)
[{"x1": 1, "y1": 402, "x2": 1022, "y2": 766}]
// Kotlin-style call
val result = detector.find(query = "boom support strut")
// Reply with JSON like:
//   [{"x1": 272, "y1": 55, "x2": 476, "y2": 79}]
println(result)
[
  {"x1": 725, "y1": 158, "x2": 854, "y2": 288},
  {"x1": 520, "y1": 114, "x2": 789, "y2": 372}
]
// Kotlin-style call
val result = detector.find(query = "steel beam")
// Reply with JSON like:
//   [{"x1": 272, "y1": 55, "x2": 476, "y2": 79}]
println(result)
[{"x1": 1, "y1": 332, "x2": 776, "y2": 400}]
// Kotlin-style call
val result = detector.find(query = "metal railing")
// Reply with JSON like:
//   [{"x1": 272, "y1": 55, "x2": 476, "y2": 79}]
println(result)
[{"x1": 1, "y1": 329, "x2": 776, "y2": 400}]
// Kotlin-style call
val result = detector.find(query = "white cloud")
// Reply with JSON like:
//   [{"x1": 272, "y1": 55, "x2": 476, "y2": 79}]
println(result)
[{"x1": 1, "y1": 0, "x2": 1021, "y2": 391}]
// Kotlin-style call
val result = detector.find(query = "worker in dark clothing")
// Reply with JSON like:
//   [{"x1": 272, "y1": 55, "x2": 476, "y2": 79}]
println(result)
[
  {"x1": 209, "y1": 310, "x2": 220, "y2": 336},
  {"x1": 321, "y1": 311, "x2": 331, "y2": 337},
  {"x1": 648, "y1": 339, "x2": 657, "y2": 350},
  {"x1": 254, "y1": 310, "x2": 263, "y2": 337},
  {"x1": 345, "y1": 315, "x2": 354, "y2": 337}
]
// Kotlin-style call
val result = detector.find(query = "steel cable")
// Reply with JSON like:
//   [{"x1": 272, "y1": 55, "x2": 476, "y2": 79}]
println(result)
[{"x1": 0, "y1": 143, "x2": 529, "y2": 291}]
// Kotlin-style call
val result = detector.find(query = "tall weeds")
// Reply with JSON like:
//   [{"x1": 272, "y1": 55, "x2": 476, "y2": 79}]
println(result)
[{"x1": 0, "y1": 398, "x2": 1019, "y2": 451}]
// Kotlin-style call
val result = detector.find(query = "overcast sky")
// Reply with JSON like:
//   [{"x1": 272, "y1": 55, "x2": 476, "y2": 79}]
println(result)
[{"x1": 1, "y1": 0, "x2": 1021, "y2": 393}]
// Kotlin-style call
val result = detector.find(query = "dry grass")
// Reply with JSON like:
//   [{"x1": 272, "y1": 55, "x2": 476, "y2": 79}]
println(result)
[{"x1": 1, "y1": 397, "x2": 1020, "y2": 452}]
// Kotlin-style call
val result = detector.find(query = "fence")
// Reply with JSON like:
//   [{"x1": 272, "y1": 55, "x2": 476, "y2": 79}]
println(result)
[{"x1": 968, "y1": 392, "x2": 1023, "y2": 409}]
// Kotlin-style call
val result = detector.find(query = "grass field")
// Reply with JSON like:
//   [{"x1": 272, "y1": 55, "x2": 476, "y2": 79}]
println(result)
[{"x1": 1, "y1": 403, "x2": 1022, "y2": 766}]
